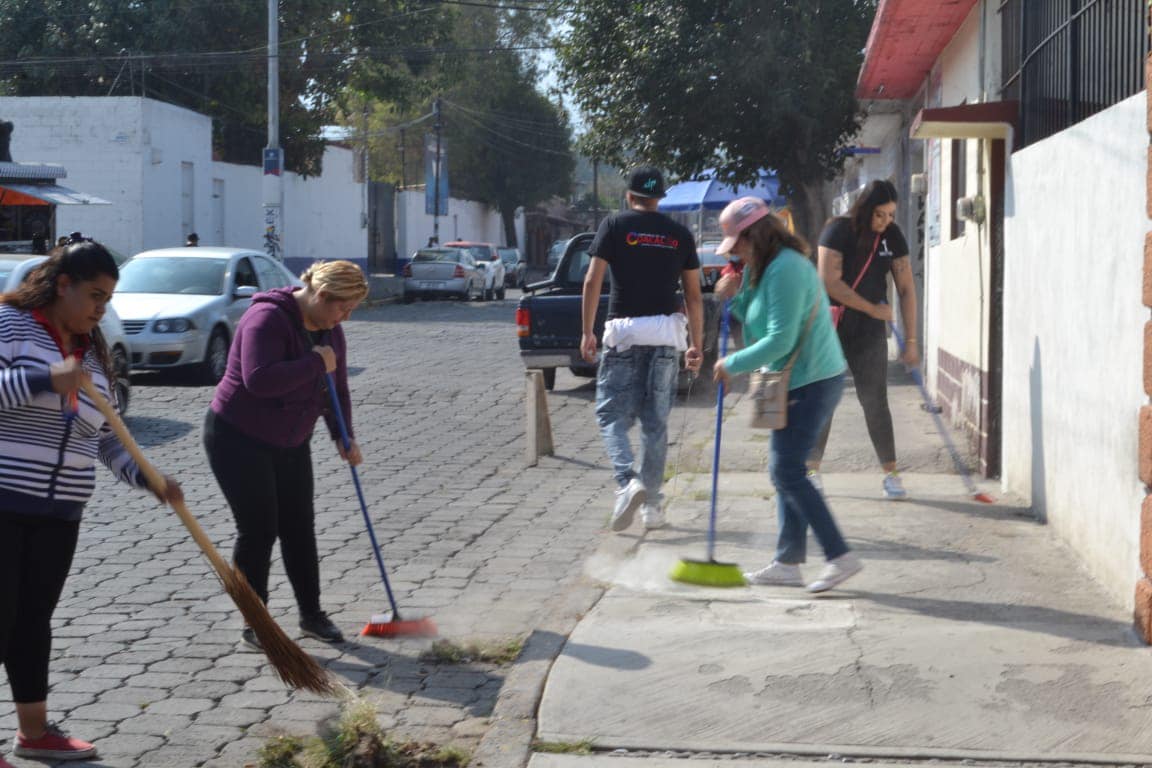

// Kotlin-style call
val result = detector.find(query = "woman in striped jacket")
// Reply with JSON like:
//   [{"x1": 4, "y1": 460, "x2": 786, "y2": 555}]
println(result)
[{"x1": 0, "y1": 239, "x2": 183, "y2": 765}]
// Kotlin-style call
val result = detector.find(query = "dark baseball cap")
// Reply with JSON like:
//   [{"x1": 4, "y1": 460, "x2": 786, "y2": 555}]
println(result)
[{"x1": 627, "y1": 166, "x2": 666, "y2": 199}]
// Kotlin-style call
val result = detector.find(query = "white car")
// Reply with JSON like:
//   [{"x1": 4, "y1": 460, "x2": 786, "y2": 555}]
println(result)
[
  {"x1": 0, "y1": 254, "x2": 133, "y2": 413},
  {"x1": 111, "y1": 247, "x2": 302, "y2": 384},
  {"x1": 443, "y1": 242, "x2": 506, "y2": 300}
]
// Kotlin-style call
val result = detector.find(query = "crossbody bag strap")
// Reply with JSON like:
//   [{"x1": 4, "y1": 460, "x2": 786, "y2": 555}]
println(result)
[
  {"x1": 848, "y1": 232, "x2": 882, "y2": 292},
  {"x1": 782, "y1": 299, "x2": 820, "y2": 372}
]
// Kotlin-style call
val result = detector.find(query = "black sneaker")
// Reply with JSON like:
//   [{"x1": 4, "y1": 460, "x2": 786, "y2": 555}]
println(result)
[
  {"x1": 239, "y1": 627, "x2": 263, "y2": 652},
  {"x1": 300, "y1": 611, "x2": 345, "y2": 643}
]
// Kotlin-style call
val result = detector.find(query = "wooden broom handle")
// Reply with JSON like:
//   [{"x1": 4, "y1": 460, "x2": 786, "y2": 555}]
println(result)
[{"x1": 80, "y1": 380, "x2": 232, "y2": 577}]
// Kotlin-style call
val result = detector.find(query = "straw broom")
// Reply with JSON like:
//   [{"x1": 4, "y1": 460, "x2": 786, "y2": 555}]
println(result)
[{"x1": 81, "y1": 380, "x2": 335, "y2": 695}]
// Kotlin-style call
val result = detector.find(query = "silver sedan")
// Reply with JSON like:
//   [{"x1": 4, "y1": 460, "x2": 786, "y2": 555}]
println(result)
[{"x1": 111, "y1": 247, "x2": 302, "y2": 384}]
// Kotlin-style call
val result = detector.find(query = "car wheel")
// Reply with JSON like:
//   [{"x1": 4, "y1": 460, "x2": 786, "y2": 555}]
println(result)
[
  {"x1": 496, "y1": 285, "x2": 506, "y2": 301},
  {"x1": 483, "y1": 283, "x2": 493, "y2": 301},
  {"x1": 402, "y1": 293, "x2": 414, "y2": 304},
  {"x1": 541, "y1": 367, "x2": 556, "y2": 390},
  {"x1": 201, "y1": 327, "x2": 230, "y2": 384},
  {"x1": 111, "y1": 345, "x2": 131, "y2": 415}
]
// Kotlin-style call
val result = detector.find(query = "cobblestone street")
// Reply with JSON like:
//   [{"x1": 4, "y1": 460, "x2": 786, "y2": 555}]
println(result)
[{"x1": 0, "y1": 295, "x2": 653, "y2": 768}]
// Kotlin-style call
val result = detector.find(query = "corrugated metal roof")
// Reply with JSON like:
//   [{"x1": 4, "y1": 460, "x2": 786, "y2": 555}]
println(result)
[
  {"x1": 0, "y1": 162, "x2": 67, "y2": 181},
  {"x1": 856, "y1": 0, "x2": 979, "y2": 100}
]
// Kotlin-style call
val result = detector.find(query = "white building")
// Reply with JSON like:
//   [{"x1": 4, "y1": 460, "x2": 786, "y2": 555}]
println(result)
[
  {"x1": 0, "y1": 96, "x2": 365, "y2": 276},
  {"x1": 849, "y1": 0, "x2": 1151, "y2": 619}
]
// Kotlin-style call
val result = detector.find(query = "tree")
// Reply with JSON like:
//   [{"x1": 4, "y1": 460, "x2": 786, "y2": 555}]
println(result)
[
  {"x1": 557, "y1": 0, "x2": 875, "y2": 240},
  {"x1": 0, "y1": 0, "x2": 447, "y2": 175},
  {"x1": 345, "y1": 2, "x2": 574, "y2": 246}
]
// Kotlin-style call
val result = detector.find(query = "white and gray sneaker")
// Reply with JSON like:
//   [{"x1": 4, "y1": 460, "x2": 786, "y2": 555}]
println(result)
[
  {"x1": 743, "y1": 561, "x2": 804, "y2": 586},
  {"x1": 882, "y1": 472, "x2": 907, "y2": 500},
  {"x1": 610, "y1": 478, "x2": 647, "y2": 531},
  {"x1": 640, "y1": 503, "x2": 666, "y2": 530},
  {"x1": 806, "y1": 552, "x2": 863, "y2": 593}
]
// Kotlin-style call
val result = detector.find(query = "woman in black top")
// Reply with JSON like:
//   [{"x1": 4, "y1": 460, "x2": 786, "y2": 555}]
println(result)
[{"x1": 810, "y1": 180, "x2": 919, "y2": 500}]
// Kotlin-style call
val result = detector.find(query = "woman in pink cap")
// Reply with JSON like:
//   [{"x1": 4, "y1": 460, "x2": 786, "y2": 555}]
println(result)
[{"x1": 712, "y1": 197, "x2": 861, "y2": 593}]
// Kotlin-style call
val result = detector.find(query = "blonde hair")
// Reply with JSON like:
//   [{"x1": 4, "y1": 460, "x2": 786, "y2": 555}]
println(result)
[{"x1": 300, "y1": 260, "x2": 369, "y2": 302}]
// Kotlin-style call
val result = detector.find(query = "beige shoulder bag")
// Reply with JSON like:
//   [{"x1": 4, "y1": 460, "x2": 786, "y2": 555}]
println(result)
[{"x1": 748, "y1": 301, "x2": 820, "y2": 430}]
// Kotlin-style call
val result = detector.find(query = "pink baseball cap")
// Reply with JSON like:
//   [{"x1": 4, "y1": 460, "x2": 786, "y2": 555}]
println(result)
[{"x1": 715, "y1": 196, "x2": 772, "y2": 255}]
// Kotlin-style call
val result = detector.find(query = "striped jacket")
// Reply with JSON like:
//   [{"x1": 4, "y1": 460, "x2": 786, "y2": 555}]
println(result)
[{"x1": 0, "y1": 304, "x2": 146, "y2": 520}]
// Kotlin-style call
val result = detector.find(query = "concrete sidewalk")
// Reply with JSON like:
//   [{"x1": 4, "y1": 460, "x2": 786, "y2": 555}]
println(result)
[{"x1": 531, "y1": 371, "x2": 1152, "y2": 766}]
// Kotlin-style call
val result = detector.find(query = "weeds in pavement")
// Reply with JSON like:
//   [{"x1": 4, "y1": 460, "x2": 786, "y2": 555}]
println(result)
[
  {"x1": 532, "y1": 739, "x2": 595, "y2": 755},
  {"x1": 256, "y1": 695, "x2": 471, "y2": 768},
  {"x1": 419, "y1": 637, "x2": 524, "y2": 665}
]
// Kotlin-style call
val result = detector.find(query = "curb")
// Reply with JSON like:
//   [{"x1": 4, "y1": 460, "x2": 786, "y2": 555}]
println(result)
[{"x1": 470, "y1": 529, "x2": 644, "y2": 768}]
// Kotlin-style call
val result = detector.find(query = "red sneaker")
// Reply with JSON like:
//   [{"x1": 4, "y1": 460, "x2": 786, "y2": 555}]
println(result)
[{"x1": 15, "y1": 721, "x2": 97, "y2": 760}]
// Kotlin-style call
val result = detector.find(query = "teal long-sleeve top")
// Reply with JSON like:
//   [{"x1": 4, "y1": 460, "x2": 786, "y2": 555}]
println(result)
[{"x1": 724, "y1": 248, "x2": 846, "y2": 389}]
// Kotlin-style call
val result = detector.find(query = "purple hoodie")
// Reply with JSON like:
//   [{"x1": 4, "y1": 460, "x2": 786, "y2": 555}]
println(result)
[{"x1": 210, "y1": 287, "x2": 353, "y2": 448}]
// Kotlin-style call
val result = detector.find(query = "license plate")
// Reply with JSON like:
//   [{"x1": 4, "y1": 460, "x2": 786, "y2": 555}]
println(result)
[{"x1": 417, "y1": 280, "x2": 445, "y2": 289}]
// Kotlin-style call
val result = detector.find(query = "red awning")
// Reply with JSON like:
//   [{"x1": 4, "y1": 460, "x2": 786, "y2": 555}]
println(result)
[
  {"x1": 0, "y1": 183, "x2": 111, "y2": 206},
  {"x1": 856, "y1": 0, "x2": 980, "y2": 100}
]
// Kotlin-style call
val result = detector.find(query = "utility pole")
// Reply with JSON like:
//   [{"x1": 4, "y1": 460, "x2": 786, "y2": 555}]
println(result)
[
  {"x1": 262, "y1": 0, "x2": 284, "y2": 261},
  {"x1": 432, "y1": 97, "x2": 442, "y2": 243},
  {"x1": 399, "y1": 128, "x2": 407, "y2": 188},
  {"x1": 361, "y1": 101, "x2": 369, "y2": 229}
]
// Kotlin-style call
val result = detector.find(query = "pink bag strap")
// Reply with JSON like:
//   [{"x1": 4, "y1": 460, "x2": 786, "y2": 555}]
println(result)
[{"x1": 848, "y1": 233, "x2": 882, "y2": 292}]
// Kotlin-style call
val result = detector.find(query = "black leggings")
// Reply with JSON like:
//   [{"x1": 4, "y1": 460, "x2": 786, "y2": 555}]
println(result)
[
  {"x1": 203, "y1": 411, "x2": 321, "y2": 616},
  {"x1": 0, "y1": 511, "x2": 80, "y2": 703},
  {"x1": 812, "y1": 330, "x2": 896, "y2": 466}
]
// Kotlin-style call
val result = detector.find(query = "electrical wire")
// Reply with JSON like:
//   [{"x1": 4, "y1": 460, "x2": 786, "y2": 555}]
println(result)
[{"x1": 444, "y1": 105, "x2": 572, "y2": 157}]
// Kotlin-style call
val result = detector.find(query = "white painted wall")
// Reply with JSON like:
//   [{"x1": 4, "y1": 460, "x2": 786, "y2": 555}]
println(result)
[
  {"x1": 395, "y1": 188, "x2": 505, "y2": 260},
  {"x1": 921, "y1": 7, "x2": 993, "y2": 408},
  {"x1": 212, "y1": 146, "x2": 364, "y2": 276},
  {"x1": 0, "y1": 96, "x2": 365, "y2": 273},
  {"x1": 0, "y1": 96, "x2": 155, "y2": 255},
  {"x1": 1001, "y1": 92, "x2": 1150, "y2": 609}
]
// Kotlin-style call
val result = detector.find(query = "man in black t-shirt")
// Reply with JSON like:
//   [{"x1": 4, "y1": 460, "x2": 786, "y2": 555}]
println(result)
[
  {"x1": 581, "y1": 167, "x2": 703, "y2": 532},
  {"x1": 811, "y1": 179, "x2": 919, "y2": 500}
]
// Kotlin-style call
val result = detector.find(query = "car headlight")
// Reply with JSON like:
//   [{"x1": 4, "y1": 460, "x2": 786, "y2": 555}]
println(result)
[{"x1": 153, "y1": 318, "x2": 194, "y2": 333}]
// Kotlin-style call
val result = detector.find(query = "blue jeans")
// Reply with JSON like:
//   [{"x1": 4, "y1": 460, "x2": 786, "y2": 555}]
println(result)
[
  {"x1": 595, "y1": 346, "x2": 679, "y2": 502},
  {"x1": 771, "y1": 373, "x2": 850, "y2": 563}
]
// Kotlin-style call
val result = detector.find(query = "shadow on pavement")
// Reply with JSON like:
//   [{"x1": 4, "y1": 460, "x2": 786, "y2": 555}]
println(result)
[
  {"x1": 563, "y1": 640, "x2": 652, "y2": 671},
  {"x1": 123, "y1": 415, "x2": 195, "y2": 447},
  {"x1": 851, "y1": 536, "x2": 1000, "y2": 564},
  {"x1": 846, "y1": 590, "x2": 1140, "y2": 647}
]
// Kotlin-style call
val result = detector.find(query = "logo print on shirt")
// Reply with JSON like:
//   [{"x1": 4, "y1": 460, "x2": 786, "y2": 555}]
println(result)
[{"x1": 625, "y1": 232, "x2": 679, "y2": 249}]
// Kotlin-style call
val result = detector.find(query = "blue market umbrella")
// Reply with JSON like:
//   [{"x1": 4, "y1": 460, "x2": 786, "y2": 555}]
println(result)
[{"x1": 658, "y1": 170, "x2": 786, "y2": 212}]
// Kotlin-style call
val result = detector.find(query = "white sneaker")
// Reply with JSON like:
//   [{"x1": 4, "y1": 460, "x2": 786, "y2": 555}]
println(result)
[
  {"x1": 807, "y1": 470, "x2": 824, "y2": 494},
  {"x1": 807, "y1": 552, "x2": 863, "y2": 593},
  {"x1": 743, "y1": 561, "x2": 804, "y2": 586},
  {"x1": 610, "y1": 478, "x2": 647, "y2": 531},
  {"x1": 640, "y1": 503, "x2": 666, "y2": 530},
  {"x1": 883, "y1": 472, "x2": 907, "y2": 500}
]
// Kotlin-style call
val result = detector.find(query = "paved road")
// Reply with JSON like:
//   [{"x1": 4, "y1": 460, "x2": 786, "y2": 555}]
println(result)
[{"x1": 0, "y1": 292, "x2": 655, "y2": 768}]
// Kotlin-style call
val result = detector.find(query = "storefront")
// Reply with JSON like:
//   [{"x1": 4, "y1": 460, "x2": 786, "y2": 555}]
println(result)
[{"x1": 0, "y1": 161, "x2": 110, "y2": 253}]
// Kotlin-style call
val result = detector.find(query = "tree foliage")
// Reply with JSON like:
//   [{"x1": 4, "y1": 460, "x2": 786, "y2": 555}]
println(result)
[
  {"x1": 0, "y1": 0, "x2": 447, "y2": 175},
  {"x1": 347, "y1": 2, "x2": 574, "y2": 246},
  {"x1": 557, "y1": 0, "x2": 875, "y2": 237}
]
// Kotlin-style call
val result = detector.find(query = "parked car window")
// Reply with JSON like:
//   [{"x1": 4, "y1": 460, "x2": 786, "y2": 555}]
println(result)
[
  {"x1": 254, "y1": 254, "x2": 292, "y2": 289},
  {"x1": 564, "y1": 244, "x2": 594, "y2": 284},
  {"x1": 116, "y1": 257, "x2": 228, "y2": 295},
  {"x1": 234, "y1": 257, "x2": 259, "y2": 289},
  {"x1": 414, "y1": 249, "x2": 458, "y2": 262}
]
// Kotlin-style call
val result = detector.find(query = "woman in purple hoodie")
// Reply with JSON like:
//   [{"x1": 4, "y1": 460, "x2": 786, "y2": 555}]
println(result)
[{"x1": 203, "y1": 260, "x2": 368, "y2": 649}]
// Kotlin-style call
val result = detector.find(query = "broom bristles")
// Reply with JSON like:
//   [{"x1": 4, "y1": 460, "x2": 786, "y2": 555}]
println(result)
[{"x1": 220, "y1": 566, "x2": 336, "y2": 695}]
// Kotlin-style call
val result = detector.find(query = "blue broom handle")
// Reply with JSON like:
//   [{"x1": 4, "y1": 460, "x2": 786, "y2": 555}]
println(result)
[
  {"x1": 886, "y1": 321, "x2": 981, "y2": 497},
  {"x1": 326, "y1": 372, "x2": 401, "y2": 617},
  {"x1": 707, "y1": 302, "x2": 731, "y2": 562}
]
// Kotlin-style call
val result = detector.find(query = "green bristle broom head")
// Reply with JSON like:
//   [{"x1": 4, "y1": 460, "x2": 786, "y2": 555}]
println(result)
[{"x1": 669, "y1": 558, "x2": 747, "y2": 587}]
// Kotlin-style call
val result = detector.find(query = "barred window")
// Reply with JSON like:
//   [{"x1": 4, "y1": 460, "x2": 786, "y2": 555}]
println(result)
[{"x1": 1000, "y1": 0, "x2": 1149, "y2": 149}]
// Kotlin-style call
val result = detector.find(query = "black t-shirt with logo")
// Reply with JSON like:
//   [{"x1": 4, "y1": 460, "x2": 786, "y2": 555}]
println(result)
[
  {"x1": 819, "y1": 216, "x2": 908, "y2": 337},
  {"x1": 589, "y1": 210, "x2": 699, "y2": 320}
]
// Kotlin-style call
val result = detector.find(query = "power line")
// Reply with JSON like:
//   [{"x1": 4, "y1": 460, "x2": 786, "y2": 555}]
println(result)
[
  {"x1": 446, "y1": 105, "x2": 572, "y2": 157},
  {"x1": 443, "y1": 98, "x2": 571, "y2": 136}
]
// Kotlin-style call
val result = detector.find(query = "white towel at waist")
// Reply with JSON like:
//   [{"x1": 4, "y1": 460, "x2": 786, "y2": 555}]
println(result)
[{"x1": 602, "y1": 313, "x2": 688, "y2": 352}]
